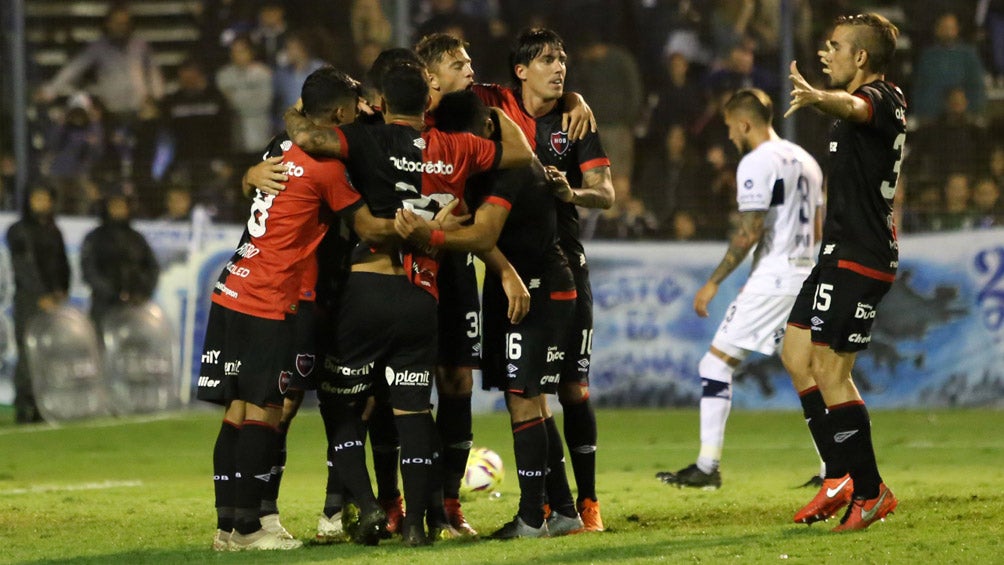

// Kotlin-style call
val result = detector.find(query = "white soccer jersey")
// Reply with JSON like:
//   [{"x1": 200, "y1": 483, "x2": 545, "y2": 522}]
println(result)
[{"x1": 735, "y1": 139, "x2": 823, "y2": 295}]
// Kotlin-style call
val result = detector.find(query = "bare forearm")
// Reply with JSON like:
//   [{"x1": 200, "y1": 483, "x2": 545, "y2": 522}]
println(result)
[
  {"x1": 476, "y1": 247, "x2": 513, "y2": 277},
  {"x1": 811, "y1": 90, "x2": 869, "y2": 123},
  {"x1": 571, "y1": 166, "x2": 614, "y2": 209},
  {"x1": 707, "y1": 212, "x2": 764, "y2": 284},
  {"x1": 284, "y1": 107, "x2": 344, "y2": 156}
]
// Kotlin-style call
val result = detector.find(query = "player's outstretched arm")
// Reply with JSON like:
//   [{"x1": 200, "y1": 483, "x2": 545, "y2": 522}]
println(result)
[
  {"x1": 560, "y1": 92, "x2": 598, "y2": 141},
  {"x1": 493, "y1": 108, "x2": 534, "y2": 169},
  {"x1": 241, "y1": 156, "x2": 288, "y2": 198},
  {"x1": 284, "y1": 104, "x2": 346, "y2": 158},
  {"x1": 478, "y1": 247, "x2": 530, "y2": 324},
  {"x1": 547, "y1": 165, "x2": 614, "y2": 209},
  {"x1": 784, "y1": 61, "x2": 870, "y2": 123},
  {"x1": 694, "y1": 210, "x2": 765, "y2": 317},
  {"x1": 351, "y1": 204, "x2": 400, "y2": 247},
  {"x1": 394, "y1": 200, "x2": 507, "y2": 254}
]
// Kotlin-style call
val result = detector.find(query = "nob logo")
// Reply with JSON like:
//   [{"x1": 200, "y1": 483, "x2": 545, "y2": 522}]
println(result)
[{"x1": 389, "y1": 155, "x2": 455, "y2": 175}]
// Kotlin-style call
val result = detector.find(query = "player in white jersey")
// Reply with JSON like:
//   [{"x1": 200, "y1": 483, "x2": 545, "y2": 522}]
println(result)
[{"x1": 658, "y1": 88, "x2": 823, "y2": 489}]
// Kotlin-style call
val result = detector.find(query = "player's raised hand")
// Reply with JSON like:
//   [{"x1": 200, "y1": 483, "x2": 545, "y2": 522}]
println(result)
[
  {"x1": 243, "y1": 156, "x2": 287, "y2": 197},
  {"x1": 784, "y1": 61, "x2": 818, "y2": 119},
  {"x1": 693, "y1": 281, "x2": 719, "y2": 318}
]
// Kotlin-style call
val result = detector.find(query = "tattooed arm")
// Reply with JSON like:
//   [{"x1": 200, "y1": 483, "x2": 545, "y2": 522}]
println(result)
[
  {"x1": 547, "y1": 165, "x2": 615, "y2": 210},
  {"x1": 693, "y1": 209, "x2": 766, "y2": 318},
  {"x1": 284, "y1": 106, "x2": 346, "y2": 158}
]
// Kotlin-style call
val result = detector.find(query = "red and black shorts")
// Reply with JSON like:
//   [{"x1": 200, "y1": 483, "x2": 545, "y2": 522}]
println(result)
[
  {"x1": 787, "y1": 259, "x2": 894, "y2": 353},
  {"x1": 315, "y1": 272, "x2": 438, "y2": 412},
  {"x1": 196, "y1": 302, "x2": 296, "y2": 408},
  {"x1": 437, "y1": 251, "x2": 482, "y2": 368},
  {"x1": 481, "y1": 272, "x2": 576, "y2": 397}
]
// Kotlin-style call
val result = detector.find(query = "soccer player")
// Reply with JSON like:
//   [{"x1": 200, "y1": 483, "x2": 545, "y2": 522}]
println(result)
[
  {"x1": 283, "y1": 61, "x2": 533, "y2": 545},
  {"x1": 473, "y1": 28, "x2": 614, "y2": 531},
  {"x1": 655, "y1": 88, "x2": 823, "y2": 489},
  {"x1": 783, "y1": 13, "x2": 905, "y2": 531},
  {"x1": 198, "y1": 67, "x2": 365, "y2": 551}
]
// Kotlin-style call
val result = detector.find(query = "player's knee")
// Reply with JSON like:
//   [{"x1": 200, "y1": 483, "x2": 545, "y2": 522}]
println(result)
[
  {"x1": 557, "y1": 382, "x2": 588, "y2": 405},
  {"x1": 435, "y1": 366, "x2": 474, "y2": 396}
]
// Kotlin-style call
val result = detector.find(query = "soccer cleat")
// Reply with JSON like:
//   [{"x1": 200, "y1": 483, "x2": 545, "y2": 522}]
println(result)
[
  {"x1": 655, "y1": 471, "x2": 676, "y2": 484},
  {"x1": 259, "y1": 513, "x2": 294, "y2": 540},
  {"x1": 379, "y1": 495, "x2": 404, "y2": 535},
  {"x1": 402, "y1": 523, "x2": 432, "y2": 546},
  {"x1": 444, "y1": 497, "x2": 478, "y2": 537},
  {"x1": 577, "y1": 498, "x2": 605, "y2": 532},
  {"x1": 353, "y1": 507, "x2": 388, "y2": 545},
  {"x1": 832, "y1": 483, "x2": 898, "y2": 532},
  {"x1": 664, "y1": 463, "x2": 722, "y2": 490},
  {"x1": 316, "y1": 511, "x2": 348, "y2": 544},
  {"x1": 228, "y1": 528, "x2": 303, "y2": 551},
  {"x1": 546, "y1": 511, "x2": 584, "y2": 536},
  {"x1": 793, "y1": 474, "x2": 854, "y2": 524},
  {"x1": 490, "y1": 516, "x2": 549, "y2": 540},
  {"x1": 211, "y1": 529, "x2": 231, "y2": 551},
  {"x1": 341, "y1": 502, "x2": 361, "y2": 538}
]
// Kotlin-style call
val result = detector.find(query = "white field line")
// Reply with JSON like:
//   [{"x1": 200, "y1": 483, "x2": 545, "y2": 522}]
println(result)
[{"x1": 0, "y1": 479, "x2": 143, "y2": 496}]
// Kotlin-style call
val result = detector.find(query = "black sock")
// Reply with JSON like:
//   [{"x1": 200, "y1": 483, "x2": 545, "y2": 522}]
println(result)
[
  {"x1": 213, "y1": 419, "x2": 240, "y2": 531},
  {"x1": 396, "y1": 412, "x2": 439, "y2": 531},
  {"x1": 800, "y1": 387, "x2": 846, "y2": 478},
  {"x1": 561, "y1": 397, "x2": 597, "y2": 502},
  {"x1": 436, "y1": 393, "x2": 473, "y2": 500},
  {"x1": 512, "y1": 417, "x2": 547, "y2": 528},
  {"x1": 827, "y1": 402, "x2": 882, "y2": 499},
  {"x1": 543, "y1": 417, "x2": 576, "y2": 517},
  {"x1": 259, "y1": 420, "x2": 289, "y2": 516},
  {"x1": 368, "y1": 401, "x2": 401, "y2": 501},
  {"x1": 319, "y1": 399, "x2": 346, "y2": 517},
  {"x1": 234, "y1": 420, "x2": 278, "y2": 535},
  {"x1": 327, "y1": 403, "x2": 379, "y2": 515}
]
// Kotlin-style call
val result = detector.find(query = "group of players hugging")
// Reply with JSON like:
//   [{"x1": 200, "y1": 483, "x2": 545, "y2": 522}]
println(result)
[{"x1": 196, "y1": 28, "x2": 612, "y2": 550}]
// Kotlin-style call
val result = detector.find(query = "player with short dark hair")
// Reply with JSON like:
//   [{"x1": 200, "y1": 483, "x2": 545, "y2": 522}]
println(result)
[
  {"x1": 283, "y1": 61, "x2": 534, "y2": 546},
  {"x1": 198, "y1": 66, "x2": 365, "y2": 552},
  {"x1": 472, "y1": 27, "x2": 615, "y2": 533},
  {"x1": 656, "y1": 88, "x2": 823, "y2": 489},
  {"x1": 784, "y1": 12, "x2": 905, "y2": 531}
]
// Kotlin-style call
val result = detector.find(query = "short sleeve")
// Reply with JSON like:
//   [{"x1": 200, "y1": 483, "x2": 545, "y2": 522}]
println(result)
[
  {"x1": 735, "y1": 152, "x2": 775, "y2": 212},
  {"x1": 318, "y1": 162, "x2": 362, "y2": 214},
  {"x1": 576, "y1": 129, "x2": 610, "y2": 173}
]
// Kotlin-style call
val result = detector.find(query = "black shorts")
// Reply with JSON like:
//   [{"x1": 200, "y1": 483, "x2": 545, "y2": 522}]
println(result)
[
  {"x1": 560, "y1": 264, "x2": 593, "y2": 386},
  {"x1": 481, "y1": 272, "x2": 576, "y2": 397},
  {"x1": 287, "y1": 299, "x2": 318, "y2": 392},
  {"x1": 437, "y1": 251, "x2": 481, "y2": 368},
  {"x1": 196, "y1": 303, "x2": 295, "y2": 407},
  {"x1": 788, "y1": 259, "x2": 894, "y2": 353},
  {"x1": 315, "y1": 272, "x2": 437, "y2": 412}
]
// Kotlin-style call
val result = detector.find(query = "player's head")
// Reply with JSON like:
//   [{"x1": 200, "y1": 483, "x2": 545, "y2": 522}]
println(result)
[
  {"x1": 381, "y1": 62, "x2": 430, "y2": 117},
  {"x1": 510, "y1": 28, "x2": 567, "y2": 101},
  {"x1": 366, "y1": 48, "x2": 423, "y2": 101},
  {"x1": 301, "y1": 66, "x2": 362, "y2": 127},
  {"x1": 722, "y1": 88, "x2": 774, "y2": 154},
  {"x1": 432, "y1": 89, "x2": 495, "y2": 139},
  {"x1": 415, "y1": 33, "x2": 475, "y2": 95},
  {"x1": 825, "y1": 13, "x2": 899, "y2": 87}
]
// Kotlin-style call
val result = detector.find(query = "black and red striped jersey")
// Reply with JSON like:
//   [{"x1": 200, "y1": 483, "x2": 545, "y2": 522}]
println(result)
[
  {"x1": 822, "y1": 80, "x2": 906, "y2": 274},
  {"x1": 212, "y1": 134, "x2": 362, "y2": 319},
  {"x1": 472, "y1": 84, "x2": 610, "y2": 266}
]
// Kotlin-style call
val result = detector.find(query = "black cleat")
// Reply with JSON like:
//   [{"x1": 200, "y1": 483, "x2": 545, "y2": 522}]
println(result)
[
  {"x1": 353, "y1": 508, "x2": 387, "y2": 546},
  {"x1": 655, "y1": 471, "x2": 676, "y2": 483},
  {"x1": 402, "y1": 523, "x2": 431, "y2": 546},
  {"x1": 490, "y1": 516, "x2": 548, "y2": 540},
  {"x1": 662, "y1": 463, "x2": 721, "y2": 490}
]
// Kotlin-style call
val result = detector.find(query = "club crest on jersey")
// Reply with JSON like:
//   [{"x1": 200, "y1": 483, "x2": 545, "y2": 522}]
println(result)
[
  {"x1": 278, "y1": 370, "x2": 292, "y2": 394},
  {"x1": 550, "y1": 131, "x2": 569, "y2": 155},
  {"x1": 280, "y1": 140, "x2": 292, "y2": 152},
  {"x1": 295, "y1": 353, "x2": 315, "y2": 377}
]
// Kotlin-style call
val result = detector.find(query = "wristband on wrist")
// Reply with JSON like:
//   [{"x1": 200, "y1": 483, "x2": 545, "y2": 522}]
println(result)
[{"x1": 429, "y1": 229, "x2": 446, "y2": 247}]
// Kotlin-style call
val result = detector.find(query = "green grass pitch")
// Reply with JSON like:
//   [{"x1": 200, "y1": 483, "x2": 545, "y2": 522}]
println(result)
[{"x1": 1, "y1": 406, "x2": 1002, "y2": 564}]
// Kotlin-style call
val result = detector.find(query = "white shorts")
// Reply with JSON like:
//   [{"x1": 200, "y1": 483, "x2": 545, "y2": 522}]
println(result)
[{"x1": 711, "y1": 292, "x2": 796, "y2": 357}]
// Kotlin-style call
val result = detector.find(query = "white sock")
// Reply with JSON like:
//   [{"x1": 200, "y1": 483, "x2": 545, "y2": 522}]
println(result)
[{"x1": 697, "y1": 353, "x2": 735, "y2": 473}]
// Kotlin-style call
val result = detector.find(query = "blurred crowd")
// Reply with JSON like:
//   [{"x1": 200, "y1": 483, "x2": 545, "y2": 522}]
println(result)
[{"x1": 0, "y1": 0, "x2": 1002, "y2": 237}]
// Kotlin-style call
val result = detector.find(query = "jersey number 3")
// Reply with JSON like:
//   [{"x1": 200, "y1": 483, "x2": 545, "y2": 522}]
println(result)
[{"x1": 880, "y1": 133, "x2": 905, "y2": 200}]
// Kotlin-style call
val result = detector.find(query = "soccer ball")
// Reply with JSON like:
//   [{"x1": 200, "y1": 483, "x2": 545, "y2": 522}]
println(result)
[{"x1": 461, "y1": 447, "x2": 504, "y2": 494}]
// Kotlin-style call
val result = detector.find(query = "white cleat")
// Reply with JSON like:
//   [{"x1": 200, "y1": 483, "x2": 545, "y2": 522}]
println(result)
[
  {"x1": 211, "y1": 529, "x2": 231, "y2": 551},
  {"x1": 260, "y1": 513, "x2": 295, "y2": 540},
  {"x1": 316, "y1": 511, "x2": 348, "y2": 544},
  {"x1": 228, "y1": 528, "x2": 303, "y2": 551}
]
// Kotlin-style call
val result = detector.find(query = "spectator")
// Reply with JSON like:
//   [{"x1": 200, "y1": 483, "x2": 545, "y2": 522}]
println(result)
[
  {"x1": 708, "y1": 0, "x2": 756, "y2": 58},
  {"x1": 161, "y1": 58, "x2": 232, "y2": 185},
  {"x1": 573, "y1": 33, "x2": 645, "y2": 202},
  {"x1": 414, "y1": 0, "x2": 504, "y2": 82},
  {"x1": 40, "y1": 93, "x2": 104, "y2": 215},
  {"x1": 928, "y1": 172, "x2": 977, "y2": 231},
  {"x1": 80, "y1": 191, "x2": 160, "y2": 330},
  {"x1": 351, "y1": 0, "x2": 392, "y2": 50},
  {"x1": 901, "y1": 180, "x2": 942, "y2": 233},
  {"x1": 592, "y1": 196, "x2": 660, "y2": 240},
  {"x1": 251, "y1": 1, "x2": 289, "y2": 68},
  {"x1": 977, "y1": 0, "x2": 1004, "y2": 85},
  {"x1": 216, "y1": 34, "x2": 274, "y2": 165},
  {"x1": 194, "y1": 0, "x2": 258, "y2": 70},
  {"x1": 990, "y1": 145, "x2": 1004, "y2": 187},
  {"x1": 971, "y1": 176, "x2": 1003, "y2": 228},
  {"x1": 637, "y1": 124, "x2": 708, "y2": 235},
  {"x1": 670, "y1": 209, "x2": 700, "y2": 241},
  {"x1": 7, "y1": 186, "x2": 71, "y2": 423},
  {"x1": 912, "y1": 11, "x2": 988, "y2": 122},
  {"x1": 161, "y1": 184, "x2": 194, "y2": 222},
  {"x1": 910, "y1": 87, "x2": 988, "y2": 178},
  {"x1": 704, "y1": 41, "x2": 778, "y2": 101},
  {"x1": 651, "y1": 51, "x2": 704, "y2": 132},
  {"x1": 272, "y1": 31, "x2": 326, "y2": 123},
  {"x1": 37, "y1": 2, "x2": 164, "y2": 122}
]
